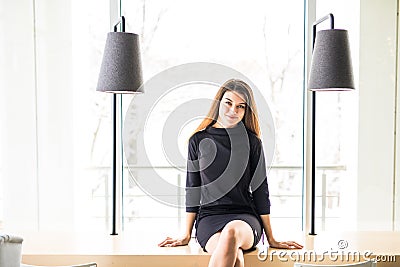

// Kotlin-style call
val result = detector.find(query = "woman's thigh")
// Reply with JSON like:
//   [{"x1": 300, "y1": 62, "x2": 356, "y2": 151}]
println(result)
[
  {"x1": 205, "y1": 220, "x2": 254, "y2": 253},
  {"x1": 205, "y1": 232, "x2": 221, "y2": 253}
]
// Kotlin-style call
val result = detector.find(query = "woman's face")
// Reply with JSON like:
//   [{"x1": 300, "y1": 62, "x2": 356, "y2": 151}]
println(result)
[{"x1": 217, "y1": 90, "x2": 247, "y2": 128}]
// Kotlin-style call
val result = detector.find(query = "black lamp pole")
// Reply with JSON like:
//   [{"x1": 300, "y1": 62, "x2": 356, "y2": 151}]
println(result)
[
  {"x1": 110, "y1": 16, "x2": 125, "y2": 236},
  {"x1": 310, "y1": 13, "x2": 334, "y2": 236},
  {"x1": 111, "y1": 94, "x2": 118, "y2": 235}
]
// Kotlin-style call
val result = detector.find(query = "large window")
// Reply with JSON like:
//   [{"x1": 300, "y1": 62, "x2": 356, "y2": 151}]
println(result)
[
  {"x1": 2, "y1": 0, "x2": 398, "y2": 235},
  {"x1": 71, "y1": 0, "x2": 112, "y2": 230},
  {"x1": 120, "y1": 0, "x2": 305, "y2": 234}
]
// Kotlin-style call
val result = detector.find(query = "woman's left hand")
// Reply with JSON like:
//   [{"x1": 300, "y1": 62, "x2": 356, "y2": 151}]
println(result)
[{"x1": 268, "y1": 239, "x2": 303, "y2": 249}]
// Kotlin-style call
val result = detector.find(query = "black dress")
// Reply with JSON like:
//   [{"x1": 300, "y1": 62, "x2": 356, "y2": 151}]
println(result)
[{"x1": 185, "y1": 122, "x2": 271, "y2": 251}]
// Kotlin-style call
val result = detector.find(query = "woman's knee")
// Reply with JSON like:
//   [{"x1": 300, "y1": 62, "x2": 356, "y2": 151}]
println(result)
[
  {"x1": 220, "y1": 220, "x2": 254, "y2": 250},
  {"x1": 220, "y1": 221, "x2": 244, "y2": 244},
  {"x1": 221, "y1": 222, "x2": 239, "y2": 239}
]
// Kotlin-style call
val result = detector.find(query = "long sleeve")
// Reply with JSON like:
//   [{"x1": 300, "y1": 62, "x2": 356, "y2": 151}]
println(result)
[
  {"x1": 250, "y1": 138, "x2": 271, "y2": 215},
  {"x1": 185, "y1": 136, "x2": 201, "y2": 213}
]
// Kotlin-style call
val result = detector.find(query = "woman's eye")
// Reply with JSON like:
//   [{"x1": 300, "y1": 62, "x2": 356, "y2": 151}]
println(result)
[
  {"x1": 238, "y1": 105, "x2": 246, "y2": 109},
  {"x1": 225, "y1": 101, "x2": 232, "y2": 106}
]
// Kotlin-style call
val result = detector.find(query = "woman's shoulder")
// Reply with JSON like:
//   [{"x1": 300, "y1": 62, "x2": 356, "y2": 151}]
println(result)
[
  {"x1": 189, "y1": 129, "x2": 208, "y2": 143},
  {"x1": 246, "y1": 129, "x2": 263, "y2": 148},
  {"x1": 246, "y1": 129, "x2": 261, "y2": 141}
]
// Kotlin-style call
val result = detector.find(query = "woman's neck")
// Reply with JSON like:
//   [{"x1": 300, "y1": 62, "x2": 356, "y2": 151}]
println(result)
[{"x1": 212, "y1": 121, "x2": 238, "y2": 129}]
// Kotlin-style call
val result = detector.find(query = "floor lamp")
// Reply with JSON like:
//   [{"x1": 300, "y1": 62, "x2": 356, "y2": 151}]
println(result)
[
  {"x1": 308, "y1": 13, "x2": 354, "y2": 235},
  {"x1": 96, "y1": 16, "x2": 143, "y2": 235}
]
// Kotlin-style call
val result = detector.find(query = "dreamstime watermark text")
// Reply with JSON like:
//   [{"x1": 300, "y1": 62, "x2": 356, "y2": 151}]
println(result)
[{"x1": 257, "y1": 240, "x2": 396, "y2": 263}]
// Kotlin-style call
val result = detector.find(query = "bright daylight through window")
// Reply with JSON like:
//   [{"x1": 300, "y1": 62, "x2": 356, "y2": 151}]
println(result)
[
  {"x1": 120, "y1": 0, "x2": 305, "y2": 234},
  {"x1": 0, "y1": 0, "x2": 361, "y2": 234}
]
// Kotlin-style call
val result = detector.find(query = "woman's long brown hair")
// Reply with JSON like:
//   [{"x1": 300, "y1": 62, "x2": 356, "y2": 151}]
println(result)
[{"x1": 192, "y1": 79, "x2": 261, "y2": 138}]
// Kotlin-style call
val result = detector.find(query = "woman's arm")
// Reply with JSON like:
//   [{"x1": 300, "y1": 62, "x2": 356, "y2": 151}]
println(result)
[
  {"x1": 159, "y1": 136, "x2": 200, "y2": 247},
  {"x1": 250, "y1": 138, "x2": 302, "y2": 249},
  {"x1": 158, "y1": 212, "x2": 196, "y2": 247},
  {"x1": 260, "y1": 214, "x2": 303, "y2": 249},
  {"x1": 184, "y1": 212, "x2": 197, "y2": 239}
]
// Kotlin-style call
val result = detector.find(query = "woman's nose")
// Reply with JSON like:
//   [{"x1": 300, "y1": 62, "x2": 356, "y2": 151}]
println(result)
[{"x1": 230, "y1": 105, "x2": 238, "y2": 114}]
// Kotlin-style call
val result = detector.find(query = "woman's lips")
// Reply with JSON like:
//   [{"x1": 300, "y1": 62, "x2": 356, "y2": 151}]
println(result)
[{"x1": 226, "y1": 115, "x2": 238, "y2": 120}]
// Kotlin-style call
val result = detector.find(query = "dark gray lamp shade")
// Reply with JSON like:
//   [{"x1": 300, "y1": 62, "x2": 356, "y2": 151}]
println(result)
[
  {"x1": 97, "y1": 32, "x2": 143, "y2": 93},
  {"x1": 308, "y1": 29, "x2": 354, "y2": 91}
]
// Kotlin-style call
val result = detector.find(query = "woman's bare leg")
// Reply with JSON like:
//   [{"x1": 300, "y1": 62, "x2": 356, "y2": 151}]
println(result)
[
  {"x1": 234, "y1": 248, "x2": 244, "y2": 267},
  {"x1": 205, "y1": 220, "x2": 253, "y2": 267}
]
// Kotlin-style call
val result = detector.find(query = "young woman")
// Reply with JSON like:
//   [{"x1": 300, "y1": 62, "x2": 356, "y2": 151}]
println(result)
[{"x1": 159, "y1": 79, "x2": 302, "y2": 267}]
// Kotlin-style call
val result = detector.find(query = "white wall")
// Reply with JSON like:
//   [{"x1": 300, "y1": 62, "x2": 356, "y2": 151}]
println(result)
[
  {"x1": 0, "y1": 0, "x2": 75, "y2": 231},
  {"x1": 0, "y1": 0, "x2": 39, "y2": 231},
  {"x1": 357, "y1": 0, "x2": 398, "y2": 230},
  {"x1": 35, "y1": 0, "x2": 74, "y2": 230}
]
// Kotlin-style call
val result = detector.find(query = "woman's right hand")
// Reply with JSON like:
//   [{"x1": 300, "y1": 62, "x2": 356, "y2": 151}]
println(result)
[{"x1": 158, "y1": 235, "x2": 191, "y2": 247}]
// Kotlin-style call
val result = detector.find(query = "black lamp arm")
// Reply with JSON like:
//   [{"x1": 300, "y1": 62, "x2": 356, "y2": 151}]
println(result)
[
  {"x1": 312, "y1": 13, "x2": 334, "y2": 49},
  {"x1": 113, "y1": 16, "x2": 126, "y2": 32}
]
